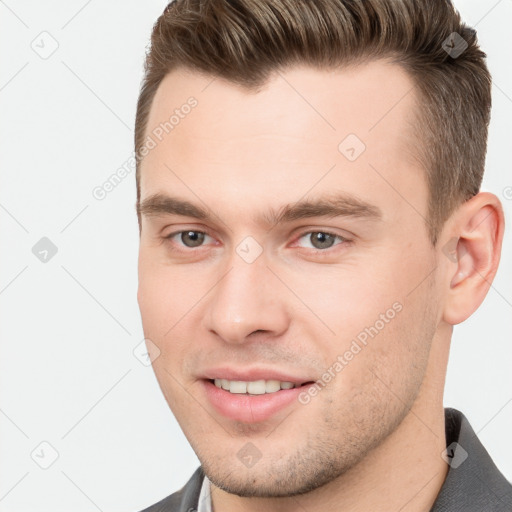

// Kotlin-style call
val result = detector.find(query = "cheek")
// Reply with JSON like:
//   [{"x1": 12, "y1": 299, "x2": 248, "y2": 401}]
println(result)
[
  {"x1": 138, "y1": 254, "x2": 200, "y2": 335},
  {"x1": 314, "y1": 299, "x2": 433, "y2": 437},
  {"x1": 353, "y1": 290, "x2": 434, "y2": 403},
  {"x1": 137, "y1": 258, "x2": 215, "y2": 386},
  {"x1": 299, "y1": 265, "x2": 432, "y2": 394},
  {"x1": 137, "y1": 278, "x2": 169, "y2": 339},
  {"x1": 287, "y1": 264, "x2": 402, "y2": 344}
]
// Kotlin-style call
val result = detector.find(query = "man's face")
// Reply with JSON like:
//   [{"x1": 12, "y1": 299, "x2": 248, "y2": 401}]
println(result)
[{"x1": 137, "y1": 61, "x2": 441, "y2": 496}]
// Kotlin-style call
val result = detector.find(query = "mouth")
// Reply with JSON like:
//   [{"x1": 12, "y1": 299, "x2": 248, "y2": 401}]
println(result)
[
  {"x1": 202, "y1": 377, "x2": 316, "y2": 423},
  {"x1": 208, "y1": 378, "x2": 315, "y2": 395}
]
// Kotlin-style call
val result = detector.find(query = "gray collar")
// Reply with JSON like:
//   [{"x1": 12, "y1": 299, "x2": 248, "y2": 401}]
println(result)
[{"x1": 430, "y1": 407, "x2": 512, "y2": 510}]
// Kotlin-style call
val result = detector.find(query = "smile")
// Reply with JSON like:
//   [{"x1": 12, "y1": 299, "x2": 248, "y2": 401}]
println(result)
[
  {"x1": 211, "y1": 378, "x2": 310, "y2": 395},
  {"x1": 203, "y1": 378, "x2": 316, "y2": 422}
]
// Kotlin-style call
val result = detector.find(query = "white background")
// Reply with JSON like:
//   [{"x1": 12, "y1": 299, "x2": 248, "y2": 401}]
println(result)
[{"x1": 0, "y1": 1, "x2": 511, "y2": 511}]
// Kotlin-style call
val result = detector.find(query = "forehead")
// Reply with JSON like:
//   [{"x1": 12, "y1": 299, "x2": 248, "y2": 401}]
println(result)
[{"x1": 140, "y1": 60, "x2": 424, "y2": 225}]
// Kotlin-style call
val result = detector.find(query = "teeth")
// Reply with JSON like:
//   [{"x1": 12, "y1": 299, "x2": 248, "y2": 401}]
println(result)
[
  {"x1": 265, "y1": 380, "x2": 281, "y2": 393},
  {"x1": 247, "y1": 380, "x2": 266, "y2": 395},
  {"x1": 229, "y1": 381, "x2": 247, "y2": 394},
  {"x1": 213, "y1": 378, "x2": 300, "y2": 395}
]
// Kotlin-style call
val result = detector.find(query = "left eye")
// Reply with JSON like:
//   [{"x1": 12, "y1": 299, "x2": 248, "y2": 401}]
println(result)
[
  {"x1": 168, "y1": 230, "x2": 213, "y2": 248},
  {"x1": 296, "y1": 231, "x2": 345, "y2": 250}
]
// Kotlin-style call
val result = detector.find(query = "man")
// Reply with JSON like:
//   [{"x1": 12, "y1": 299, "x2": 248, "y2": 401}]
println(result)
[{"x1": 134, "y1": 0, "x2": 511, "y2": 510}]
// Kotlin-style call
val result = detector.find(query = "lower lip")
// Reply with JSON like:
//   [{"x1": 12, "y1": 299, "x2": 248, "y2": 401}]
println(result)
[{"x1": 202, "y1": 380, "x2": 311, "y2": 423}]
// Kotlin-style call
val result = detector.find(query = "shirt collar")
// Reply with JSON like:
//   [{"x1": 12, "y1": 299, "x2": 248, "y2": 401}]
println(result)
[{"x1": 197, "y1": 474, "x2": 212, "y2": 512}]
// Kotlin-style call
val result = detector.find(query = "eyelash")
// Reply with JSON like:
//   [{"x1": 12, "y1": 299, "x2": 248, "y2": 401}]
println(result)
[{"x1": 163, "y1": 229, "x2": 350, "y2": 253}]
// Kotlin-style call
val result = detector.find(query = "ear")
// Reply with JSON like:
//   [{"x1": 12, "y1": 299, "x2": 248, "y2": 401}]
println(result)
[{"x1": 441, "y1": 192, "x2": 505, "y2": 325}]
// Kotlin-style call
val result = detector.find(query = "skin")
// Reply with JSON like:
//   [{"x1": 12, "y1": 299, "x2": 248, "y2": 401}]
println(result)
[{"x1": 137, "y1": 61, "x2": 504, "y2": 511}]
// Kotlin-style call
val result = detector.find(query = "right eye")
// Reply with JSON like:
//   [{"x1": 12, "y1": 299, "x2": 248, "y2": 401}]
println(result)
[{"x1": 165, "y1": 230, "x2": 213, "y2": 248}]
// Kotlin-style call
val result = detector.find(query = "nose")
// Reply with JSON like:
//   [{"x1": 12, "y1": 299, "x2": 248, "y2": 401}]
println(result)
[{"x1": 203, "y1": 254, "x2": 290, "y2": 344}]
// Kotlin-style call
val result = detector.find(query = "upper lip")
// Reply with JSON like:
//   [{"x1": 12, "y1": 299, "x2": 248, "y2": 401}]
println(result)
[{"x1": 200, "y1": 367, "x2": 315, "y2": 385}]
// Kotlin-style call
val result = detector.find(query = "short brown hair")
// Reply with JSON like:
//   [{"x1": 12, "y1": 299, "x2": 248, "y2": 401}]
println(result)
[{"x1": 134, "y1": 0, "x2": 491, "y2": 245}]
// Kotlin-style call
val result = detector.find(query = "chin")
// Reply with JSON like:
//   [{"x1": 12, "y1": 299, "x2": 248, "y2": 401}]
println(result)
[
  {"x1": 198, "y1": 441, "x2": 361, "y2": 499},
  {"x1": 204, "y1": 463, "x2": 349, "y2": 498}
]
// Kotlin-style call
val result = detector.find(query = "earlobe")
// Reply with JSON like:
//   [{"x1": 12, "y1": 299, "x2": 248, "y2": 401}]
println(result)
[{"x1": 441, "y1": 192, "x2": 504, "y2": 325}]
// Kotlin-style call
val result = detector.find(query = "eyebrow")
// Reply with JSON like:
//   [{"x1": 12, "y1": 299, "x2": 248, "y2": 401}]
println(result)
[{"x1": 137, "y1": 192, "x2": 382, "y2": 226}]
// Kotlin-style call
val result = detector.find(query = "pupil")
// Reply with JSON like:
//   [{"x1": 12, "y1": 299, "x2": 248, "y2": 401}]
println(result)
[
  {"x1": 182, "y1": 231, "x2": 205, "y2": 247},
  {"x1": 311, "y1": 232, "x2": 334, "y2": 249}
]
